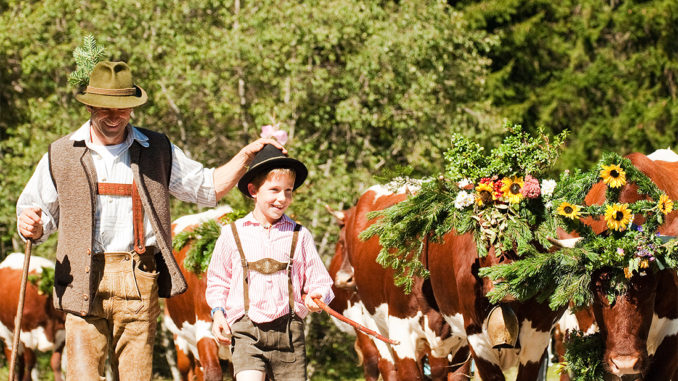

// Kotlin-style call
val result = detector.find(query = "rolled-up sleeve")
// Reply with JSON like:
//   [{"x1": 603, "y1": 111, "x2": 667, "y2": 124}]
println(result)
[
  {"x1": 16, "y1": 153, "x2": 59, "y2": 244},
  {"x1": 169, "y1": 144, "x2": 217, "y2": 208}
]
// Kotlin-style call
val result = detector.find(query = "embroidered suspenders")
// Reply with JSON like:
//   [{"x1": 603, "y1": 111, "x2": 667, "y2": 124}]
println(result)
[
  {"x1": 96, "y1": 181, "x2": 146, "y2": 254},
  {"x1": 230, "y1": 222, "x2": 302, "y2": 317}
]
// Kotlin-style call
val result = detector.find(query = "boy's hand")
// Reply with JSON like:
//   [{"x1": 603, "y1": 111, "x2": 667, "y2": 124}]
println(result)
[
  {"x1": 211, "y1": 311, "x2": 232, "y2": 345},
  {"x1": 304, "y1": 292, "x2": 323, "y2": 313}
]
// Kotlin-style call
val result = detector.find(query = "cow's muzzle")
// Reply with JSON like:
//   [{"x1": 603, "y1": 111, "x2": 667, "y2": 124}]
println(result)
[{"x1": 334, "y1": 269, "x2": 357, "y2": 291}]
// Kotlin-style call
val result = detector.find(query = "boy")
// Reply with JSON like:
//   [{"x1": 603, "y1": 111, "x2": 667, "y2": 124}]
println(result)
[{"x1": 206, "y1": 144, "x2": 334, "y2": 381}]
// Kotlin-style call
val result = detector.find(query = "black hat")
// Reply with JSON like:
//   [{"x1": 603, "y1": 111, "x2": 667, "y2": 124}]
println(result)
[{"x1": 237, "y1": 144, "x2": 308, "y2": 197}]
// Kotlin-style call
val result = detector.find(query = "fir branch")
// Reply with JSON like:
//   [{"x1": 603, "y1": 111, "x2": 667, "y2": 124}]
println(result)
[
  {"x1": 172, "y1": 210, "x2": 248, "y2": 275},
  {"x1": 562, "y1": 331, "x2": 606, "y2": 381},
  {"x1": 28, "y1": 266, "x2": 55, "y2": 296},
  {"x1": 68, "y1": 35, "x2": 106, "y2": 90}
]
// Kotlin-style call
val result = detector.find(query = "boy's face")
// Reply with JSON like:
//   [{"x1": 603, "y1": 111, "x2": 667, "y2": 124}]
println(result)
[{"x1": 249, "y1": 172, "x2": 295, "y2": 225}]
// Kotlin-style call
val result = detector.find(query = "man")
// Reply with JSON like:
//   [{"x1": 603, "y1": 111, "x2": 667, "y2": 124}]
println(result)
[{"x1": 16, "y1": 61, "x2": 284, "y2": 380}]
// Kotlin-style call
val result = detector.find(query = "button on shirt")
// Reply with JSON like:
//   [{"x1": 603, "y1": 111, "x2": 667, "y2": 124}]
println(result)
[
  {"x1": 16, "y1": 121, "x2": 217, "y2": 252},
  {"x1": 205, "y1": 213, "x2": 334, "y2": 325}
]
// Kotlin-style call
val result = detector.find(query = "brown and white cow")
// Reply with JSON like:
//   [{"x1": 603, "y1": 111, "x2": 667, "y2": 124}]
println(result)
[
  {"x1": 326, "y1": 213, "x2": 381, "y2": 381},
  {"x1": 338, "y1": 184, "x2": 472, "y2": 380},
  {"x1": 163, "y1": 206, "x2": 233, "y2": 381},
  {"x1": 427, "y1": 228, "x2": 565, "y2": 380},
  {"x1": 0, "y1": 253, "x2": 65, "y2": 381},
  {"x1": 577, "y1": 151, "x2": 678, "y2": 380},
  {"x1": 353, "y1": 183, "x2": 565, "y2": 380}
]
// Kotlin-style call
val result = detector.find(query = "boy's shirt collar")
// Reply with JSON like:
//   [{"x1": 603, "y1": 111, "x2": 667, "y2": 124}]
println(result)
[{"x1": 242, "y1": 212, "x2": 294, "y2": 228}]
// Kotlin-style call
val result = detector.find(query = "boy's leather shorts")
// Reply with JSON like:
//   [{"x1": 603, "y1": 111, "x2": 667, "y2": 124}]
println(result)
[{"x1": 230, "y1": 314, "x2": 306, "y2": 380}]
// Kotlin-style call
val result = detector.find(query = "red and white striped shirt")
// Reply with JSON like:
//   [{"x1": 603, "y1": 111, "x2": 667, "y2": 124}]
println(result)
[{"x1": 205, "y1": 213, "x2": 334, "y2": 325}]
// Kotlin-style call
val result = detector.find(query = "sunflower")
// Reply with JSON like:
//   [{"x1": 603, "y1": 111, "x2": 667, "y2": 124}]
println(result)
[
  {"x1": 658, "y1": 194, "x2": 674, "y2": 215},
  {"x1": 599, "y1": 164, "x2": 627, "y2": 188},
  {"x1": 557, "y1": 202, "x2": 582, "y2": 219},
  {"x1": 604, "y1": 203, "x2": 633, "y2": 232},
  {"x1": 475, "y1": 182, "x2": 494, "y2": 206},
  {"x1": 500, "y1": 176, "x2": 525, "y2": 204}
]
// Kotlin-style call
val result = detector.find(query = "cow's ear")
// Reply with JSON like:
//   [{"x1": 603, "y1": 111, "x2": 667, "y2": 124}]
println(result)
[{"x1": 324, "y1": 204, "x2": 345, "y2": 224}]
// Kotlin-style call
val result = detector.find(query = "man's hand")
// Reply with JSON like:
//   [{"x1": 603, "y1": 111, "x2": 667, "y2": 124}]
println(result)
[
  {"x1": 18, "y1": 207, "x2": 43, "y2": 240},
  {"x1": 304, "y1": 292, "x2": 324, "y2": 313},
  {"x1": 240, "y1": 137, "x2": 287, "y2": 162},
  {"x1": 211, "y1": 311, "x2": 232, "y2": 345}
]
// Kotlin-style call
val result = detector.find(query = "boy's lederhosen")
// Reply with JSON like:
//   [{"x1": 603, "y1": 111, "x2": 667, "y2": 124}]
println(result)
[{"x1": 229, "y1": 222, "x2": 307, "y2": 381}]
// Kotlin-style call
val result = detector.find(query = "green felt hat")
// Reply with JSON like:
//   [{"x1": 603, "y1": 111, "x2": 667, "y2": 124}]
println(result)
[{"x1": 75, "y1": 61, "x2": 147, "y2": 109}]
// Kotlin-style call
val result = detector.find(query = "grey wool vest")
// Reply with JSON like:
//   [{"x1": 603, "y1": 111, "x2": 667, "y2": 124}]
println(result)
[{"x1": 48, "y1": 127, "x2": 187, "y2": 316}]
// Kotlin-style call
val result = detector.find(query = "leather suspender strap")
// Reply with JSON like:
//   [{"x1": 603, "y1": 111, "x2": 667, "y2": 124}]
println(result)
[
  {"x1": 288, "y1": 223, "x2": 301, "y2": 317},
  {"x1": 231, "y1": 222, "x2": 302, "y2": 317},
  {"x1": 96, "y1": 181, "x2": 146, "y2": 254},
  {"x1": 230, "y1": 222, "x2": 250, "y2": 314}
]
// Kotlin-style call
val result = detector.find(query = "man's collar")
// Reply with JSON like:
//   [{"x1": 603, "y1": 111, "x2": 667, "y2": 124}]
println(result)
[{"x1": 70, "y1": 120, "x2": 150, "y2": 148}]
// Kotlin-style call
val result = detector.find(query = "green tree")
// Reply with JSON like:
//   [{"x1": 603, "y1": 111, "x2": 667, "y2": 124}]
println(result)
[{"x1": 455, "y1": 0, "x2": 678, "y2": 171}]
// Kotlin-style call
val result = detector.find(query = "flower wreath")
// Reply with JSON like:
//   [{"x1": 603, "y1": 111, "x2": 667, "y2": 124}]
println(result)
[
  {"x1": 360, "y1": 123, "x2": 567, "y2": 293},
  {"x1": 480, "y1": 152, "x2": 678, "y2": 309}
]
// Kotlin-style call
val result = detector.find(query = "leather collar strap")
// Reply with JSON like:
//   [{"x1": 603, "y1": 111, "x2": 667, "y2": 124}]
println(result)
[{"x1": 96, "y1": 182, "x2": 146, "y2": 254}]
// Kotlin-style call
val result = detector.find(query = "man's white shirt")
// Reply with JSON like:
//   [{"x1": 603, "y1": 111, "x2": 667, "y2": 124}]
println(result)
[{"x1": 17, "y1": 121, "x2": 217, "y2": 252}]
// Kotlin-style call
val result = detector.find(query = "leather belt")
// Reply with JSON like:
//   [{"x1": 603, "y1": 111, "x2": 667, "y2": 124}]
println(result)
[
  {"x1": 94, "y1": 249, "x2": 157, "y2": 272},
  {"x1": 97, "y1": 181, "x2": 146, "y2": 254}
]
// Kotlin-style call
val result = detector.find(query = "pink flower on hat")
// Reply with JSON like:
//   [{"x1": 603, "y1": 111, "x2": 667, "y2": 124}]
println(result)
[
  {"x1": 520, "y1": 175, "x2": 541, "y2": 199},
  {"x1": 260, "y1": 124, "x2": 288, "y2": 145}
]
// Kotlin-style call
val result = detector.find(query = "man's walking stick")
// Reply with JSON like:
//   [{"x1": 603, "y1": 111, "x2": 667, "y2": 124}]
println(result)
[{"x1": 8, "y1": 239, "x2": 32, "y2": 381}]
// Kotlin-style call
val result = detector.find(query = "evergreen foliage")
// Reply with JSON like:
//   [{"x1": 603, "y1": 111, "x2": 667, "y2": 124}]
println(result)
[
  {"x1": 67, "y1": 35, "x2": 105, "y2": 90},
  {"x1": 361, "y1": 124, "x2": 564, "y2": 292},
  {"x1": 27, "y1": 266, "x2": 55, "y2": 296},
  {"x1": 455, "y1": 0, "x2": 678, "y2": 171},
  {"x1": 173, "y1": 210, "x2": 247, "y2": 275},
  {"x1": 561, "y1": 331, "x2": 606, "y2": 381}
]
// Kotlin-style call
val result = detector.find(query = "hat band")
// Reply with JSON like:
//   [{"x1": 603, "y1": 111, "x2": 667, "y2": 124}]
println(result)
[{"x1": 86, "y1": 86, "x2": 137, "y2": 96}]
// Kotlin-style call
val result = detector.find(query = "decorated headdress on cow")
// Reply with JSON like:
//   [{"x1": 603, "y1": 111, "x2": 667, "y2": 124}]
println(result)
[
  {"x1": 237, "y1": 126, "x2": 307, "y2": 198},
  {"x1": 360, "y1": 123, "x2": 567, "y2": 293},
  {"x1": 480, "y1": 151, "x2": 678, "y2": 310}
]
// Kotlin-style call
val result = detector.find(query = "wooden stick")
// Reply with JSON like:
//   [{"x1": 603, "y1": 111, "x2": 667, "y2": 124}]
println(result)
[
  {"x1": 8, "y1": 240, "x2": 32, "y2": 381},
  {"x1": 312, "y1": 297, "x2": 400, "y2": 345}
]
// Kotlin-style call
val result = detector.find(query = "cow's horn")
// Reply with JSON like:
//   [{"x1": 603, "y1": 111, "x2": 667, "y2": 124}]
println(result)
[
  {"x1": 547, "y1": 237, "x2": 583, "y2": 248},
  {"x1": 324, "y1": 204, "x2": 345, "y2": 223}
]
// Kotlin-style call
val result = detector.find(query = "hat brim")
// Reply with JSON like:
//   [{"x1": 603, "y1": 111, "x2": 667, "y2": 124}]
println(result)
[
  {"x1": 75, "y1": 85, "x2": 148, "y2": 109},
  {"x1": 238, "y1": 157, "x2": 308, "y2": 198}
]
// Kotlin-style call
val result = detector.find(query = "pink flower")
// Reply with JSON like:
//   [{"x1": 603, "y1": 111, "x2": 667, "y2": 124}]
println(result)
[
  {"x1": 260, "y1": 124, "x2": 288, "y2": 145},
  {"x1": 520, "y1": 175, "x2": 541, "y2": 199}
]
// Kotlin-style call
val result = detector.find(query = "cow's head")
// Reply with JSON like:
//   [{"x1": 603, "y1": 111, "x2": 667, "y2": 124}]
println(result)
[
  {"x1": 591, "y1": 269, "x2": 658, "y2": 378},
  {"x1": 580, "y1": 152, "x2": 678, "y2": 378},
  {"x1": 326, "y1": 204, "x2": 357, "y2": 290}
]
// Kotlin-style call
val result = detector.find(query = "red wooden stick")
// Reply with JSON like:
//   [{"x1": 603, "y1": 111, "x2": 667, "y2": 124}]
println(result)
[{"x1": 312, "y1": 297, "x2": 400, "y2": 345}]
